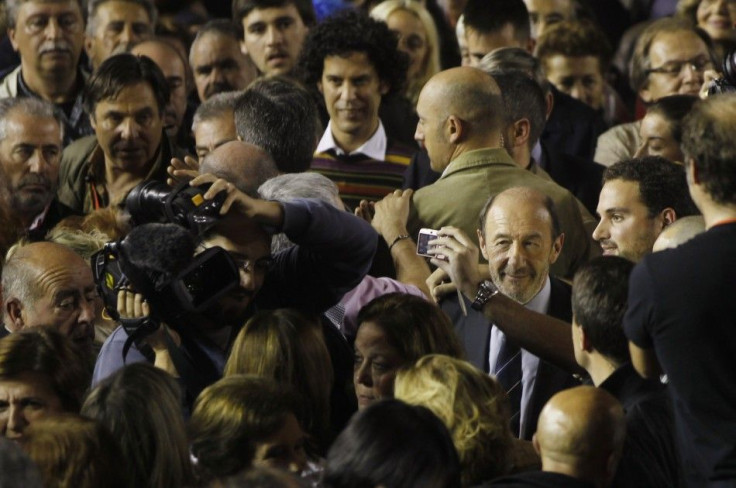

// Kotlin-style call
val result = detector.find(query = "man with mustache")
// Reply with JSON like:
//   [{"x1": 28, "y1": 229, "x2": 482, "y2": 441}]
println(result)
[
  {"x1": 0, "y1": 0, "x2": 93, "y2": 145},
  {"x1": 57, "y1": 53, "x2": 186, "y2": 214},
  {"x1": 592, "y1": 156, "x2": 698, "y2": 263},
  {"x1": 84, "y1": 0, "x2": 156, "y2": 71},
  {"x1": 300, "y1": 10, "x2": 417, "y2": 210},
  {"x1": 0, "y1": 97, "x2": 76, "y2": 256},
  {"x1": 189, "y1": 20, "x2": 257, "y2": 103}
]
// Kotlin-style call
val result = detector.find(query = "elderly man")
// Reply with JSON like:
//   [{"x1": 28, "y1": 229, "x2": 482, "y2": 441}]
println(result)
[
  {"x1": 191, "y1": 91, "x2": 239, "y2": 160},
  {"x1": 624, "y1": 95, "x2": 736, "y2": 487},
  {"x1": 491, "y1": 386, "x2": 626, "y2": 487},
  {"x1": 593, "y1": 156, "x2": 698, "y2": 262},
  {"x1": 1, "y1": 242, "x2": 98, "y2": 354},
  {"x1": 57, "y1": 53, "x2": 184, "y2": 214},
  {"x1": 232, "y1": 0, "x2": 315, "y2": 78},
  {"x1": 429, "y1": 187, "x2": 579, "y2": 439},
  {"x1": 0, "y1": 98, "x2": 74, "y2": 255},
  {"x1": 408, "y1": 67, "x2": 595, "y2": 279},
  {"x1": 300, "y1": 10, "x2": 416, "y2": 210},
  {"x1": 1, "y1": 0, "x2": 91, "y2": 144},
  {"x1": 595, "y1": 17, "x2": 714, "y2": 165},
  {"x1": 189, "y1": 20, "x2": 257, "y2": 102},
  {"x1": 198, "y1": 140, "x2": 278, "y2": 197},
  {"x1": 83, "y1": 0, "x2": 155, "y2": 71},
  {"x1": 571, "y1": 257, "x2": 680, "y2": 487}
]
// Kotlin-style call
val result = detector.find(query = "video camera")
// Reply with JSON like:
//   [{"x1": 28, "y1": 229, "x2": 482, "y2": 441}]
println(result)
[
  {"x1": 90, "y1": 181, "x2": 241, "y2": 348},
  {"x1": 707, "y1": 48, "x2": 736, "y2": 96}
]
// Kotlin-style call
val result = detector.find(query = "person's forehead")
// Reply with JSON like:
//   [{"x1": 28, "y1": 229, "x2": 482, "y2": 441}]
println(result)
[
  {"x1": 648, "y1": 30, "x2": 708, "y2": 63},
  {"x1": 525, "y1": 0, "x2": 572, "y2": 15},
  {"x1": 202, "y1": 230, "x2": 271, "y2": 257},
  {"x1": 95, "y1": 0, "x2": 150, "y2": 22},
  {"x1": 0, "y1": 372, "x2": 56, "y2": 397},
  {"x1": 16, "y1": 0, "x2": 82, "y2": 18},
  {"x1": 485, "y1": 199, "x2": 553, "y2": 236},
  {"x1": 133, "y1": 45, "x2": 185, "y2": 75},
  {"x1": 323, "y1": 52, "x2": 378, "y2": 76},
  {"x1": 243, "y1": 4, "x2": 303, "y2": 26},
  {"x1": 193, "y1": 33, "x2": 240, "y2": 60},
  {"x1": 1, "y1": 111, "x2": 61, "y2": 144},
  {"x1": 95, "y1": 81, "x2": 158, "y2": 111},
  {"x1": 600, "y1": 179, "x2": 645, "y2": 208},
  {"x1": 545, "y1": 54, "x2": 602, "y2": 76}
]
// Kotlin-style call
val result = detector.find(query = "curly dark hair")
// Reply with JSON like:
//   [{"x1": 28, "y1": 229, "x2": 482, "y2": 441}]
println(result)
[
  {"x1": 297, "y1": 9, "x2": 408, "y2": 96},
  {"x1": 602, "y1": 156, "x2": 699, "y2": 218}
]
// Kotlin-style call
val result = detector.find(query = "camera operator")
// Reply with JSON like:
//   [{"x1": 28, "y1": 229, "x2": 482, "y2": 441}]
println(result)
[{"x1": 92, "y1": 173, "x2": 378, "y2": 398}]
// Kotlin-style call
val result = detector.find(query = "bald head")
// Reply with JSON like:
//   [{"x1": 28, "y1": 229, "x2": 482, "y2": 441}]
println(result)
[
  {"x1": 199, "y1": 141, "x2": 279, "y2": 198},
  {"x1": 2, "y1": 242, "x2": 97, "y2": 350},
  {"x1": 652, "y1": 215, "x2": 705, "y2": 252},
  {"x1": 416, "y1": 68, "x2": 506, "y2": 171},
  {"x1": 535, "y1": 386, "x2": 626, "y2": 486}
]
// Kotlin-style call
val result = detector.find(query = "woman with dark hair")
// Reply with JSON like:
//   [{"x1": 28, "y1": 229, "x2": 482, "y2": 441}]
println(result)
[
  {"x1": 634, "y1": 94, "x2": 699, "y2": 163},
  {"x1": 324, "y1": 399, "x2": 462, "y2": 488},
  {"x1": 353, "y1": 292, "x2": 464, "y2": 409},
  {"x1": 81, "y1": 363, "x2": 193, "y2": 488},
  {"x1": 0, "y1": 328, "x2": 90, "y2": 442}
]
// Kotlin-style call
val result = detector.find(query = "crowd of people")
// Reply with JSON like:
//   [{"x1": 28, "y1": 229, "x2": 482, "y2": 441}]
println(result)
[{"x1": 0, "y1": 0, "x2": 735, "y2": 486}]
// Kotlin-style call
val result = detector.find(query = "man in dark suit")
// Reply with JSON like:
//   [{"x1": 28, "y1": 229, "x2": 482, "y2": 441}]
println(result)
[{"x1": 428, "y1": 187, "x2": 579, "y2": 440}]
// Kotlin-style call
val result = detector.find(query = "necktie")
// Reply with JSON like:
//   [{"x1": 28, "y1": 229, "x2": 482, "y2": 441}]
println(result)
[{"x1": 493, "y1": 334, "x2": 523, "y2": 437}]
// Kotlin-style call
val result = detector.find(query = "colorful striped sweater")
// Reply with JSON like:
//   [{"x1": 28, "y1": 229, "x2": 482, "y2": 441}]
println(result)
[{"x1": 310, "y1": 140, "x2": 417, "y2": 210}]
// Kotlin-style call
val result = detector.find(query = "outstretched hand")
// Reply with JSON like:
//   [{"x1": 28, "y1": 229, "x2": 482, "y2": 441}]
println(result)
[{"x1": 167, "y1": 155, "x2": 199, "y2": 187}]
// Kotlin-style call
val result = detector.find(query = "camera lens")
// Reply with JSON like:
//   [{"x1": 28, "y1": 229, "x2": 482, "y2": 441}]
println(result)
[{"x1": 125, "y1": 181, "x2": 172, "y2": 226}]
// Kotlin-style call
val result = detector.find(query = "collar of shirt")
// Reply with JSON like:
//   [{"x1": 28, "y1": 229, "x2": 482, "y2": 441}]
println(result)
[
  {"x1": 524, "y1": 275, "x2": 552, "y2": 314},
  {"x1": 316, "y1": 120, "x2": 387, "y2": 161}
]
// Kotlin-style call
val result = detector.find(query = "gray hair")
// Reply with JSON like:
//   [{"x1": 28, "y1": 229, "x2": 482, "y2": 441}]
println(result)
[
  {"x1": 479, "y1": 47, "x2": 551, "y2": 94},
  {"x1": 5, "y1": 0, "x2": 83, "y2": 28},
  {"x1": 1, "y1": 248, "x2": 39, "y2": 326},
  {"x1": 191, "y1": 91, "x2": 241, "y2": 132},
  {"x1": 0, "y1": 97, "x2": 65, "y2": 142},
  {"x1": 86, "y1": 0, "x2": 157, "y2": 36},
  {"x1": 258, "y1": 173, "x2": 343, "y2": 253}
]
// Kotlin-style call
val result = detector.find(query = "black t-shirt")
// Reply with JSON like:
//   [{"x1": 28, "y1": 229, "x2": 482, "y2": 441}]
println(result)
[{"x1": 624, "y1": 223, "x2": 736, "y2": 486}]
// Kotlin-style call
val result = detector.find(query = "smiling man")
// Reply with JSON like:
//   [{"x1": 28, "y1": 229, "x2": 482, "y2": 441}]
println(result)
[
  {"x1": 57, "y1": 53, "x2": 186, "y2": 214},
  {"x1": 1, "y1": 0, "x2": 92, "y2": 144},
  {"x1": 232, "y1": 0, "x2": 315, "y2": 77},
  {"x1": 593, "y1": 156, "x2": 698, "y2": 262},
  {"x1": 300, "y1": 9, "x2": 415, "y2": 210}
]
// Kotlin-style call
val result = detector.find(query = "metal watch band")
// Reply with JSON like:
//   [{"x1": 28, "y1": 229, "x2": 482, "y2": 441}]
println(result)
[{"x1": 471, "y1": 279, "x2": 499, "y2": 311}]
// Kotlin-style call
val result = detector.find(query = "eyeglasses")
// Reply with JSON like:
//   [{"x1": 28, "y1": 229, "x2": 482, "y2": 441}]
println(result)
[{"x1": 646, "y1": 56, "x2": 714, "y2": 77}]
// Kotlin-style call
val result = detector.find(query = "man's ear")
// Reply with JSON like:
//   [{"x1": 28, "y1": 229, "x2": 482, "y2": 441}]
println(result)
[
  {"x1": 545, "y1": 91, "x2": 554, "y2": 120},
  {"x1": 240, "y1": 40, "x2": 249, "y2": 56},
  {"x1": 660, "y1": 208, "x2": 676, "y2": 229},
  {"x1": 317, "y1": 80, "x2": 323, "y2": 95},
  {"x1": 575, "y1": 321, "x2": 593, "y2": 352},
  {"x1": 532, "y1": 433, "x2": 541, "y2": 455},
  {"x1": 379, "y1": 80, "x2": 389, "y2": 96},
  {"x1": 477, "y1": 228, "x2": 489, "y2": 261},
  {"x1": 5, "y1": 299, "x2": 25, "y2": 332},
  {"x1": 639, "y1": 85, "x2": 653, "y2": 104},
  {"x1": 548, "y1": 232, "x2": 565, "y2": 264},
  {"x1": 84, "y1": 35, "x2": 95, "y2": 59},
  {"x1": 447, "y1": 115, "x2": 464, "y2": 144},
  {"x1": 512, "y1": 119, "x2": 531, "y2": 149},
  {"x1": 8, "y1": 27, "x2": 19, "y2": 52},
  {"x1": 687, "y1": 158, "x2": 700, "y2": 184}
]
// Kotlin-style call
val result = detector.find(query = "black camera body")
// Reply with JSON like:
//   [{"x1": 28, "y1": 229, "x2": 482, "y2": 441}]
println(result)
[{"x1": 708, "y1": 48, "x2": 736, "y2": 96}]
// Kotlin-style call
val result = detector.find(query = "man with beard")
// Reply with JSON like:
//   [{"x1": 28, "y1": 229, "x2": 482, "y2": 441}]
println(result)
[
  {"x1": 189, "y1": 20, "x2": 257, "y2": 102},
  {"x1": 83, "y1": 0, "x2": 156, "y2": 71},
  {"x1": 0, "y1": 97, "x2": 74, "y2": 256},
  {"x1": 428, "y1": 187, "x2": 580, "y2": 440},
  {"x1": 57, "y1": 53, "x2": 186, "y2": 214},
  {"x1": 91, "y1": 158, "x2": 377, "y2": 394},
  {"x1": 0, "y1": 0, "x2": 93, "y2": 144}
]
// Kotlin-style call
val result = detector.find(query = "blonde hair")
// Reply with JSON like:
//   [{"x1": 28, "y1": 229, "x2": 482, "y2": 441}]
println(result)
[
  {"x1": 24, "y1": 414, "x2": 130, "y2": 488},
  {"x1": 224, "y1": 309, "x2": 333, "y2": 452},
  {"x1": 395, "y1": 355, "x2": 513, "y2": 486},
  {"x1": 371, "y1": 0, "x2": 441, "y2": 104}
]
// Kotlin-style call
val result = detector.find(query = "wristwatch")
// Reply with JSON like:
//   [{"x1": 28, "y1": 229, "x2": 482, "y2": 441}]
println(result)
[{"x1": 471, "y1": 280, "x2": 499, "y2": 311}]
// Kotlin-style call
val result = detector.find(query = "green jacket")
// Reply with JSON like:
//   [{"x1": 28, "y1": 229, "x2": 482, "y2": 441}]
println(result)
[
  {"x1": 407, "y1": 147, "x2": 598, "y2": 279},
  {"x1": 57, "y1": 133, "x2": 185, "y2": 214}
]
